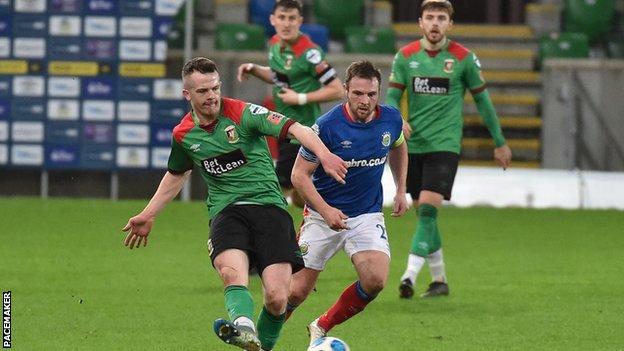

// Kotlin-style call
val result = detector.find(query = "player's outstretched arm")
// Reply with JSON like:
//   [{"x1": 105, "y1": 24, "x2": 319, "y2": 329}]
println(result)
[
  {"x1": 287, "y1": 122, "x2": 347, "y2": 184},
  {"x1": 291, "y1": 154, "x2": 348, "y2": 231},
  {"x1": 388, "y1": 140, "x2": 409, "y2": 217},
  {"x1": 122, "y1": 170, "x2": 191, "y2": 249},
  {"x1": 278, "y1": 77, "x2": 344, "y2": 106},
  {"x1": 236, "y1": 63, "x2": 273, "y2": 84}
]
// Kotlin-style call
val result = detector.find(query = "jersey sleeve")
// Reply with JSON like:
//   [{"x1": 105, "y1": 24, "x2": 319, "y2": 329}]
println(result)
[
  {"x1": 388, "y1": 51, "x2": 408, "y2": 89},
  {"x1": 298, "y1": 122, "x2": 325, "y2": 164},
  {"x1": 167, "y1": 138, "x2": 193, "y2": 174},
  {"x1": 242, "y1": 104, "x2": 295, "y2": 141},
  {"x1": 306, "y1": 47, "x2": 337, "y2": 86},
  {"x1": 464, "y1": 52, "x2": 486, "y2": 91}
]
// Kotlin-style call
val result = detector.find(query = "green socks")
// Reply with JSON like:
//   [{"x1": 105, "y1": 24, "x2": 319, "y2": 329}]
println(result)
[
  {"x1": 224, "y1": 285, "x2": 255, "y2": 322},
  {"x1": 410, "y1": 204, "x2": 442, "y2": 257},
  {"x1": 257, "y1": 306, "x2": 286, "y2": 350}
]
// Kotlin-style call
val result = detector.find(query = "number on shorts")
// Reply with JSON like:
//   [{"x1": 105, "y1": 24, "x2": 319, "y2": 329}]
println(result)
[{"x1": 376, "y1": 224, "x2": 387, "y2": 240}]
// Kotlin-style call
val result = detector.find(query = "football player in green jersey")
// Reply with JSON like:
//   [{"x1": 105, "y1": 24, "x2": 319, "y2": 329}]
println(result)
[
  {"x1": 237, "y1": 0, "x2": 343, "y2": 208},
  {"x1": 385, "y1": 0, "x2": 512, "y2": 299},
  {"x1": 122, "y1": 57, "x2": 346, "y2": 351}
]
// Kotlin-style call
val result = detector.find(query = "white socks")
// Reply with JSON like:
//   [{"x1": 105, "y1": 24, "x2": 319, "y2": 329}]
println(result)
[
  {"x1": 427, "y1": 249, "x2": 447, "y2": 283},
  {"x1": 233, "y1": 316, "x2": 256, "y2": 333},
  {"x1": 400, "y1": 254, "x2": 426, "y2": 284}
]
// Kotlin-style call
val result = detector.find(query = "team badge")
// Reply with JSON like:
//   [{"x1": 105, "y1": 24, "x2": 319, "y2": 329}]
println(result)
[
  {"x1": 443, "y1": 59, "x2": 455, "y2": 73},
  {"x1": 267, "y1": 111, "x2": 285, "y2": 125},
  {"x1": 224, "y1": 125, "x2": 239, "y2": 143},
  {"x1": 299, "y1": 242, "x2": 309, "y2": 256},
  {"x1": 284, "y1": 54, "x2": 293, "y2": 70},
  {"x1": 382, "y1": 131, "x2": 392, "y2": 147}
]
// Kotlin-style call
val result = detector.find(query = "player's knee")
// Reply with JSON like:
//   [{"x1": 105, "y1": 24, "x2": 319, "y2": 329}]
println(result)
[
  {"x1": 264, "y1": 288, "x2": 289, "y2": 315},
  {"x1": 217, "y1": 266, "x2": 243, "y2": 286},
  {"x1": 288, "y1": 285, "x2": 311, "y2": 305},
  {"x1": 360, "y1": 275, "x2": 387, "y2": 296}
]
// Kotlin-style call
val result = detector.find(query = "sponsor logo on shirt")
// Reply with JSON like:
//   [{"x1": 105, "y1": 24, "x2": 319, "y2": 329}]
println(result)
[
  {"x1": 190, "y1": 143, "x2": 200, "y2": 152},
  {"x1": 266, "y1": 112, "x2": 284, "y2": 125},
  {"x1": 409, "y1": 61, "x2": 420, "y2": 69},
  {"x1": 345, "y1": 156, "x2": 387, "y2": 168},
  {"x1": 284, "y1": 54, "x2": 293, "y2": 70},
  {"x1": 306, "y1": 49, "x2": 321, "y2": 64},
  {"x1": 340, "y1": 140, "x2": 352, "y2": 149},
  {"x1": 248, "y1": 103, "x2": 268, "y2": 115},
  {"x1": 224, "y1": 125, "x2": 239, "y2": 143},
  {"x1": 202, "y1": 149, "x2": 247, "y2": 176},
  {"x1": 412, "y1": 77, "x2": 449, "y2": 95}
]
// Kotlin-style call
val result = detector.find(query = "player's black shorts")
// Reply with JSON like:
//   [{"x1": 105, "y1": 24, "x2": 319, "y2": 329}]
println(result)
[
  {"x1": 276, "y1": 141, "x2": 300, "y2": 188},
  {"x1": 208, "y1": 204, "x2": 304, "y2": 275},
  {"x1": 407, "y1": 151, "x2": 460, "y2": 201}
]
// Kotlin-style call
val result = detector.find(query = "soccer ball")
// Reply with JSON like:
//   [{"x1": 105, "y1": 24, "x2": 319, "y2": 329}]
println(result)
[{"x1": 307, "y1": 337, "x2": 350, "y2": 351}]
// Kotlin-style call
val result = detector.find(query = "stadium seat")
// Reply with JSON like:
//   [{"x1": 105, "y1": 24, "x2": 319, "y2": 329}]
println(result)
[
  {"x1": 563, "y1": 0, "x2": 615, "y2": 43},
  {"x1": 607, "y1": 37, "x2": 624, "y2": 58},
  {"x1": 300, "y1": 23, "x2": 330, "y2": 52},
  {"x1": 344, "y1": 26, "x2": 396, "y2": 54},
  {"x1": 249, "y1": 0, "x2": 276, "y2": 37},
  {"x1": 538, "y1": 32, "x2": 589, "y2": 65},
  {"x1": 313, "y1": 0, "x2": 364, "y2": 39},
  {"x1": 215, "y1": 23, "x2": 266, "y2": 51}
]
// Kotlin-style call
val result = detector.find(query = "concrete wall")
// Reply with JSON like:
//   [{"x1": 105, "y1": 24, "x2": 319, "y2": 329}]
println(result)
[{"x1": 542, "y1": 59, "x2": 624, "y2": 171}]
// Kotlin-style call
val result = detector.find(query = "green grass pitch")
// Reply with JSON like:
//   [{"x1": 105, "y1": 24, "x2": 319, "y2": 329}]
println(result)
[{"x1": 1, "y1": 198, "x2": 623, "y2": 350}]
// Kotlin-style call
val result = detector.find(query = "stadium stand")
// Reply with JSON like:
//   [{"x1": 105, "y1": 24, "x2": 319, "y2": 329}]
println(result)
[
  {"x1": 312, "y1": 0, "x2": 364, "y2": 39},
  {"x1": 539, "y1": 32, "x2": 589, "y2": 64},
  {"x1": 343, "y1": 26, "x2": 396, "y2": 54},
  {"x1": 300, "y1": 23, "x2": 330, "y2": 52},
  {"x1": 215, "y1": 23, "x2": 266, "y2": 51},
  {"x1": 249, "y1": 0, "x2": 276, "y2": 37},
  {"x1": 563, "y1": 0, "x2": 616, "y2": 44}
]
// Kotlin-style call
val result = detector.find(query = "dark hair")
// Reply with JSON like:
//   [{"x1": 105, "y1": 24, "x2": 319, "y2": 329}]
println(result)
[
  {"x1": 272, "y1": 0, "x2": 303, "y2": 15},
  {"x1": 420, "y1": 0, "x2": 454, "y2": 18},
  {"x1": 344, "y1": 60, "x2": 382, "y2": 87},
  {"x1": 181, "y1": 57, "x2": 218, "y2": 78}
]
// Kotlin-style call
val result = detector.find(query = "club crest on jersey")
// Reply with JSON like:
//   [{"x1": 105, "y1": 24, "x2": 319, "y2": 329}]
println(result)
[
  {"x1": 284, "y1": 54, "x2": 293, "y2": 70},
  {"x1": 444, "y1": 59, "x2": 455, "y2": 73},
  {"x1": 382, "y1": 132, "x2": 392, "y2": 147},
  {"x1": 224, "y1": 125, "x2": 239, "y2": 143}
]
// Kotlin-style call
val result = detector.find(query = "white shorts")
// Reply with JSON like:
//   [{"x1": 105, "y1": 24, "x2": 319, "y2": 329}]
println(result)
[{"x1": 297, "y1": 208, "x2": 391, "y2": 271}]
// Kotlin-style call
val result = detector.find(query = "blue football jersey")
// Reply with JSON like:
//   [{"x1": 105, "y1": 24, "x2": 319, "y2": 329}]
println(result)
[{"x1": 300, "y1": 103, "x2": 404, "y2": 217}]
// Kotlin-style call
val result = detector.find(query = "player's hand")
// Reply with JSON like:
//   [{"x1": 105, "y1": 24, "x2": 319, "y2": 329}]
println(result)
[
  {"x1": 319, "y1": 206, "x2": 349, "y2": 231},
  {"x1": 391, "y1": 192, "x2": 409, "y2": 217},
  {"x1": 402, "y1": 120, "x2": 412, "y2": 139},
  {"x1": 494, "y1": 144, "x2": 512, "y2": 170},
  {"x1": 318, "y1": 152, "x2": 348, "y2": 184},
  {"x1": 122, "y1": 213, "x2": 154, "y2": 249},
  {"x1": 237, "y1": 63, "x2": 254, "y2": 82},
  {"x1": 277, "y1": 88, "x2": 299, "y2": 105}
]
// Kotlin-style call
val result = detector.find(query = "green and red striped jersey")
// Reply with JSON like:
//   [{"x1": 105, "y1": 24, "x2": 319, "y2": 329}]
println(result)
[
  {"x1": 268, "y1": 33, "x2": 337, "y2": 130},
  {"x1": 389, "y1": 39, "x2": 486, "y2": 154},
  {"x1": 168, "y1": 97, "x2": 294, "y2": 218}
]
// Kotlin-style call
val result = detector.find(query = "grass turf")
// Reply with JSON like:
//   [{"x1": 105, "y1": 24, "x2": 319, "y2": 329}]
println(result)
[{"x1": 1, "y1": 198, "x2": 623, "y2": 350}]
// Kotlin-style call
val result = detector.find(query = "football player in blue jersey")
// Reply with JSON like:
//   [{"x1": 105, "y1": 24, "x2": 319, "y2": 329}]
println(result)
[{"x1": 285, "y1": 61, "x2": 409, "y2": 346}]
